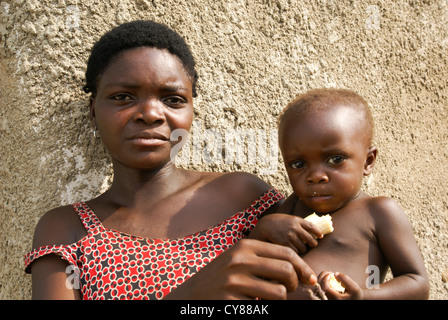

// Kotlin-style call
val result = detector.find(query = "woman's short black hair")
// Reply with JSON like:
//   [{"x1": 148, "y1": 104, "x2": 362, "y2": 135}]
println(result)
[{"x1": 83, "y1": 20, "x2": 198, "y2": 97}]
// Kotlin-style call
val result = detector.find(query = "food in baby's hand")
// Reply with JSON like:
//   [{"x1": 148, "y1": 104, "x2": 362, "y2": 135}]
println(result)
[
  {"x1": 304, "y1": 212, "x2": 334, "y2": 235},
  {"x1": 328, "y1": 273, "x2": 345, "y2": 293}
]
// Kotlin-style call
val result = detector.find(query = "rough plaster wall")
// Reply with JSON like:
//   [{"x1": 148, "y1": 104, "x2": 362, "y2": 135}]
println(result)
[{"x1": 0, "y1": 0, "x2": 447, "y2": 299}]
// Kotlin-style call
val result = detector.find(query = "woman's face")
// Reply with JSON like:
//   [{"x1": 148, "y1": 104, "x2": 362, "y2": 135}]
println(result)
[{"x1": 90, "y1": 47, "x2": 194, "y2": 170}]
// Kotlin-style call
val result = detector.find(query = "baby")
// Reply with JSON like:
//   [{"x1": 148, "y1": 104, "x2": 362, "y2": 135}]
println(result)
[{"x1": 250, "y1": 88, "x2": 429, "y2": 299}]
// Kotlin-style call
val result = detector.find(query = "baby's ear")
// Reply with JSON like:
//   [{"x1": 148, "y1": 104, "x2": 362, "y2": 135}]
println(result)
[{"x1": 363, "y1": 146, "x2": 377, "y2": 175}]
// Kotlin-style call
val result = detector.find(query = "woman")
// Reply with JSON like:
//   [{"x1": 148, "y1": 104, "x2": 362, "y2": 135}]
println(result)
[{"x1": 25, "y1": 20, "x2": 316, "y2": 299}]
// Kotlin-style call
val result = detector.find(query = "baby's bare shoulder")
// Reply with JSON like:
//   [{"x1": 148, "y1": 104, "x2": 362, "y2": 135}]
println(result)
[
  {"x1": 365, "y1": 196, "x2": 405, "y2": 216},
  {"x1": 363, "y1": 196, "x2": 410, "y2": 230}
]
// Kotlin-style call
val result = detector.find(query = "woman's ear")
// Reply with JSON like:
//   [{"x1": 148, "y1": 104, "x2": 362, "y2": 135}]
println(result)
[
  {"x1": 364, "y1": 146, "x2": 377, "y2": 176},
  {"x1": 89, "y1": 95, "x2": 97, "y2": 128}
]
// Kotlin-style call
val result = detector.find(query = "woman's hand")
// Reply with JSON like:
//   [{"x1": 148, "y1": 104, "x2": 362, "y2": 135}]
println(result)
[
  {"x1": 249, "y1": 214, "x2": 323, "y2": 254},
  {"x1": 165, "y1": 239, "x2": 317, "y2": 300}
]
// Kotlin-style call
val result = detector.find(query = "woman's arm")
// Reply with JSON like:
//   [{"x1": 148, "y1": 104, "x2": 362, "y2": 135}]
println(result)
[
  {"x1": 31, "y1": 255, "x2": 81, "y2": 299},
  {"x1": 29, "y1": 206, "x2": 84, "y2": 300}
]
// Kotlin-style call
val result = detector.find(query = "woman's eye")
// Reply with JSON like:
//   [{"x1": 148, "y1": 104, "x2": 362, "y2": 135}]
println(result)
[
  {"x1": 328, "y1": 155, "x2": 345, "y2": 165},
  {"x1": 110, "y1": 94, "x2": 133, "y2": 101},
  {"x1": 290, "y1": 160, "x2": 305, "y2": 169}
]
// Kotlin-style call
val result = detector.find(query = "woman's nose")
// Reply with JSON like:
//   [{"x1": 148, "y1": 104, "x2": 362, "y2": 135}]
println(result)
[{"x1": 134, "y1": 97, "x2": 165, "y2": 124}]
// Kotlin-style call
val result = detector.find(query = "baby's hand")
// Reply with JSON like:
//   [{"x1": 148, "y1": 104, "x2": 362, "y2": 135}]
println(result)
[
  {"x1": 249, "y1": 213, "x2": 323, "y2": 254},
  {"x1": 319, "y1": 271, "x2": 363, "y2": 300}
]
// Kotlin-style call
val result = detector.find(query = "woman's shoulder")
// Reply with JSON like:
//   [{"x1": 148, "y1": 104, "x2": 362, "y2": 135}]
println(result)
[
  {"x1": 195, "y1": 171, "x2": 284, "y2": 212},
  {"x1": 199, "y1": 171, "x2": 272, "y2": 193},
  {"x1": 32, "y1": 204, "x2": 86, "y2": 250}
]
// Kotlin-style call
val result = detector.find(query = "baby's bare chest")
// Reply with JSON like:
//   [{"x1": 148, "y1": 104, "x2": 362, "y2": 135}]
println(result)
[{"x1": 301, "y1": 216, "x2": 384, "y2": 286}]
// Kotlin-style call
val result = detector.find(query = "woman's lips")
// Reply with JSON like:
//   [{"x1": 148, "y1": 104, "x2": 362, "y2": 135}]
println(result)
[
  {"x1": 131, "y1": 138, "x2": 168, "y2": 146},
  {"x1": 128, "y1": 132, "x2": 169, "y2": 147}
]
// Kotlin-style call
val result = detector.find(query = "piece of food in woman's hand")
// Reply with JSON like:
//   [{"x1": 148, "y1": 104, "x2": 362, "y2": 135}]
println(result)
[
  {"x1": 306, "y1": 283, "x2": 328, "y2": 300},
  {"x1": 328, "y1": 273, "x2": 345, "y2": 293},
  {"x1": 304, "y1": 212, "x2": 334, "y2": 235}
]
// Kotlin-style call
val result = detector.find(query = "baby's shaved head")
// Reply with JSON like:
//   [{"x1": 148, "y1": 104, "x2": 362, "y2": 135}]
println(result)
[{"x1": 279, "y1": 88, "x2": 375, "y2": 146}]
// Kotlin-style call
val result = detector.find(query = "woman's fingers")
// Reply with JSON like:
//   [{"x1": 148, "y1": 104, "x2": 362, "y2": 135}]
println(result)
[
  {"x1": 221, "y1": 239, "x2": 317, "y2": 299},
  {"x1": 239, "y1": 239, "x2": 317, "y2": 287},
  {"x1": 221, "y1": 272, "x2": 290, "y2": 300}
]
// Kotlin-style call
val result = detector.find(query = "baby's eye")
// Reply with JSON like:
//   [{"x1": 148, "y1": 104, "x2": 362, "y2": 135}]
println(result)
[
  {"x1": 328, "y1": 155, "x2": 345, "y2": 165},
  {"x1": 290, "y1": 160, "x2": 305, "y2": 169},
  {"x1": 166, "y1": 97, "x2": 183, "y2": 103},
  {"x1": 164, "y1": 96, "x2": 187, "y2": 107}
]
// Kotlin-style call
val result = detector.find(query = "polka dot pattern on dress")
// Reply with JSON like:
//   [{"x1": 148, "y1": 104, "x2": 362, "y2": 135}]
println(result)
[{"x1": 24, "y1": 188, "x2": 283, "y2": 300}]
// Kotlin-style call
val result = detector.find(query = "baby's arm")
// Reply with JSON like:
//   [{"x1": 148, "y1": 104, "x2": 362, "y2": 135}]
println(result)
[
  {"x1": 360, "y1": 197, "x2": 429, "y2": 299},
  {"x1": 320, "y1": 197, "x2": 429, "y2": 300},
  {"x1": 249, "y1": 195, "x2": 323, "y2": 254}
]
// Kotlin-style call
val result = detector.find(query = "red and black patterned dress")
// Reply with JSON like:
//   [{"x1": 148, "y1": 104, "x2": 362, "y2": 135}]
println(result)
[{"x1": 24, "y1": 188, "x2": 283, "y2": 299}]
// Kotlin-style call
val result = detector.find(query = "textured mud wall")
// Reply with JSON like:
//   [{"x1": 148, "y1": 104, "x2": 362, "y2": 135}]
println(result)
[{"x1": 1, "y1": 0, "x2": 447, "y2": 299}]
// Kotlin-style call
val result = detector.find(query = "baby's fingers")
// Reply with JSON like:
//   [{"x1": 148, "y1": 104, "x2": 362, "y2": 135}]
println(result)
[
  {"x1": 300, "y1": 221, "x2": 323, "y2": 246},
  {"x1": 288, "y1": 236, "x2": 307, "y2": 254},
  {"x1": 321, "y1": 272, "x2": 362, "y2": 300},
  {"x1": 334, "y1": 273, "x2": 362, "y2": 299}
]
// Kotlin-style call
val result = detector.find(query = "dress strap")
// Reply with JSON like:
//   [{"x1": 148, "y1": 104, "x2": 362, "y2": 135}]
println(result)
[
  {"x1": 72, "y1": 202, "x2": 103, "y2": 234},
  {"x1": 24, "y1": 244, "x2": 78, "y2": 274},
  {"x1": 249, "y1": 188, "x2": 284, "y2": 215}
]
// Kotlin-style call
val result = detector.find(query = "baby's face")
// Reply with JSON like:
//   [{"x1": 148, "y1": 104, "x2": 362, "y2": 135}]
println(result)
[{"x1": 279, "y1": 104, "x2": 373, "y2": 213}]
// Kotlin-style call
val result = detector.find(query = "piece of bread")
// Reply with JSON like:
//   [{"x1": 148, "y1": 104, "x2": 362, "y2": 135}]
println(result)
[
  {"x1": 328, "y1": 273, "x2": 345, "y2": 293},
  {"x1": 304, "y1": 212, "x2": 334, "y2": 235}
]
